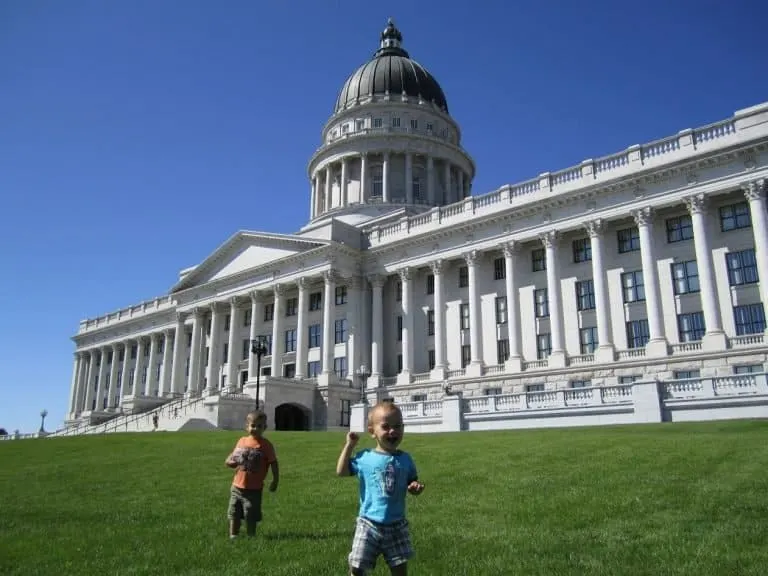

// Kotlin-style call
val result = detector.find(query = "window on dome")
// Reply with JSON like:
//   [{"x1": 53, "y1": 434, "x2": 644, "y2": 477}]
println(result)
[
  {"x1": 426, "y1": 122, "x2": 433, "y2": 132},
  {"x1": 342, "y1": 124, "x2": 349, "y2": 134},
  {"x1": 373, "y1": 118, "x2": 382, "y2": 128},
  {"x1": 410, "y1": 119, "x2": 418, "y2": 130},
  {"x1": 392, "y1": 117, "x2": 401, "y2": 128},
  {"x1": 412, "y1": 177, "x2": 421, "y2": 201},
  {"x1": 356, "y1": 119, "x2": 364, "y2": 131}
]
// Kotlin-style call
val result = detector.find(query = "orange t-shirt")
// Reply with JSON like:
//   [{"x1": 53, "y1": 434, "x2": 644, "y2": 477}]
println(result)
[{"x1": 230, "y1": 436, "x2": 277, "y2": 491}]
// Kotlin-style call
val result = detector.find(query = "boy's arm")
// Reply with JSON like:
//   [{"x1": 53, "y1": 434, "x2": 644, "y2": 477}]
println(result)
[
  {"x1": 336, "y1": 432, "x2": 359, "y2": 476},
  {"x1": 268, "y1": 459, "x2": 279, "y2": 489}
]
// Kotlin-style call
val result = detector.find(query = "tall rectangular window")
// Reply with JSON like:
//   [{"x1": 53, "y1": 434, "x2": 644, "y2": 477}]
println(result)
[
  {"x1": 734, "y1": 303, "x2": 766, "y2": 335},
  {"x1": 671, "y1": 260, "x2": 700, "y2": 294},
  {"x1": 493, "y1": 257, "x2": 505, "y2": 280},
  {"x1": 626, "y1": 319, "x2": 650, "y2": 348},
  {"x1": 573, "y1": 238, "x2": 592, "y2": 263},
  {"x1": 534, "y1": 289, "x2": 548, "y2": 318},
  {"x1": 536, "y1": 334, "x2": 551, "y2": 359},
  {"x1": 720, "y1": 202, "x2": 751, "y2": 231},
  {"x1": 495, "y1": 297, "x2": 507, "y2": 324},
  {"x1": 579, "y1": 327, "x2": 598, "y2": 354},
  {"x1": 666, "y1": 215, "x2": 693, "y2": 243},
  {"x1": 617, "y1": 227, "x2": 640, "y2": 253},
  {"x1": 621, "y1": 270, "x2": 645, "y2": 303},
  {"x1": 334, "y1": 319, "x2": 348, "y2": 344},
  {"x1": 726, "y1": 249, "x2": 758, "y2": 286},
  {"x1": 575, "y1": 279, "x2": 595, "y2": 311},
  {"x1": 460, "y1": 304, "x2": 470, "y2": 330}
]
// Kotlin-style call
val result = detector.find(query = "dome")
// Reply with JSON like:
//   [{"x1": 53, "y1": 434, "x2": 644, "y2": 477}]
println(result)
[{"x1": 334, "y1": 19, "x2": 449, "y2": 114}]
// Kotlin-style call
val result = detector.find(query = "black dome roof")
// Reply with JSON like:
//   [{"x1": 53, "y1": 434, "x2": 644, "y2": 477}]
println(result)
[{"x1": 335, "y1": 19, "x2": 448, "y2": 114}]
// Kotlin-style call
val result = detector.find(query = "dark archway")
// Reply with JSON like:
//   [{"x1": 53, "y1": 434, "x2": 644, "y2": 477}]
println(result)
[{"x1": 274, "y1": 404, "x2": 310, "y2": 431}]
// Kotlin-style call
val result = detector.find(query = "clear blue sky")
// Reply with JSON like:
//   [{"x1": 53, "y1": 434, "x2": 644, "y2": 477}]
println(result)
[{"x1": 1, "y1": 0, "x2": 766, "y2": 433}]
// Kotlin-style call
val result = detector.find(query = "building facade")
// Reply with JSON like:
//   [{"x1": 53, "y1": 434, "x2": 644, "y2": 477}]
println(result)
[{"x1": 64, "y1": 20, "x2": 768, "y2": 434}]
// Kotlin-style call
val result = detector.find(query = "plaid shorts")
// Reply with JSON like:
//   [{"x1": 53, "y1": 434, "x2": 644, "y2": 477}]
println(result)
[
  {"x1": 348, "y1": 516, "x2": 413, "y2": 571},
  {"x1": 227, "y1": 486, "x2": 262, "y2": 524}
]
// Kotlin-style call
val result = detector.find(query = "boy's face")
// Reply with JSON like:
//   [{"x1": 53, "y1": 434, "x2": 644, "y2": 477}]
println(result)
[
  {"x1": 369, "y1": 407, "x2": 404, "y2": 452},
  {"x1": 247, "y1": 416, "x2": 267, "y2": 437}
]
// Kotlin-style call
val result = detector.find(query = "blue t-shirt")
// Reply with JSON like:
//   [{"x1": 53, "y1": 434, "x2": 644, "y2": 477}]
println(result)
[{"x1": 349, "y1": 448, "x2": 418, "y2": 524}]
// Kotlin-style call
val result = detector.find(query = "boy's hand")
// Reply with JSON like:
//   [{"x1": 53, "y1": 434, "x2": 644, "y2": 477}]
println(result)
[
  {"x1": 346, "y1": 432, "x2": 359, "y2": 447},
  {"x1": 407, "y1": 481, "x2": 425, "y2": 495},
  {"x1": 268, "y1": 479, "x2": 278, "y2": 492}
]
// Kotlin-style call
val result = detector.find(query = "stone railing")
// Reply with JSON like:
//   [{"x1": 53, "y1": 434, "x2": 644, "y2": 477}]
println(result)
[{"x1": 79, "y1": 295, "x2": 175, "y2": 333}]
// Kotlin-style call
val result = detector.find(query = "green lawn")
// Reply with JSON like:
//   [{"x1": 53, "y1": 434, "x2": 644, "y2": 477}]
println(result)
[{"x1": 1, "y1": 420, "x2": 767, "y2": 575}]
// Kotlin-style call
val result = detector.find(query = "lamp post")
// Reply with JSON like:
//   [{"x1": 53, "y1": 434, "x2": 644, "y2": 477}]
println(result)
[
  {"x1": 250, "y1": 337, "x2": 268, "y2": 411},
  {"x1": 356, "y1": 364, "x2": 371, "y2": 404},
  {"x1": 39, "y1": 409, "x2": 48, "y2": 434}
]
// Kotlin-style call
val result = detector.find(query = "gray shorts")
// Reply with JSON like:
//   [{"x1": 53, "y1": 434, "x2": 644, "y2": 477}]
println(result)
[
  {"x1": 348, "y1": 516, "x2": 413, "y2": 571},
  {"x1": 227, "y1": 486, "x2": 262, "y2": 524}
]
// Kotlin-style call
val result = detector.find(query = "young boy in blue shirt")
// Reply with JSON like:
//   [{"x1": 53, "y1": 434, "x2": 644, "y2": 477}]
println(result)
[{"x1": 336, "y1": 401, "x2": 425, "y2": 575}]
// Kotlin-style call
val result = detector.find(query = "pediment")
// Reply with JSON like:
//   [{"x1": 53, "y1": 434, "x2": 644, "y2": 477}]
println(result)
[{"x1": 171, "y1": 231, "x2": 329, "y2": 292}]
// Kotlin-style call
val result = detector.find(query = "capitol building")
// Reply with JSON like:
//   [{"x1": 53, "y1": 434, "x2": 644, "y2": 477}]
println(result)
[{"x1": 62, "y1": 20, "x2": 768, "y2": 435}]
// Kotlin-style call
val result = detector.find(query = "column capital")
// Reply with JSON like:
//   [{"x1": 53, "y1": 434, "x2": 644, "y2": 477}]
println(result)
[
  {"x1": 175, "y1": 311, "x2": 187, "y2": 323},
  {"x1": 192, "y1": 306, "x2": 207, "y2": 319},
  {"x1": 742, "y1": 178, "x2": 767, "y2": 201},
  {"x1": 429, "y1": 259, "x2": 444, "y2": 275},
  {"x1": 209, "y1": 301, "x2": 224, "y2": 314},
  {"x1": 584, "y1": 219, "x2": 605, "y2": 238},
  {"x1": 229, "y1": 295, "x2": 242, "y2": 307},
  {"x1": 397, "y1": 267, "x2": 412, "y2": 282},
  {"x1": 683, "y1": 193, "x2": 707, "y2": 215},
  {"x1": 539, "y1": 230, "x2": 558, "y2": 248},
  {"x1": 163, "y1": 327, "x2": 174, "y2": 338},
  {"x1": 631, "y1": 206, "x2": 654, "y2": 227},
  {"x1": 250, "y1": 289, "x2": 266, "y2": 303},
  {"x1": 273, "y1": 283, "x2": 285, "y2": 297},
  {"x1": 149, "y1": 332, "x2": 159, "y2": 342},
  {"x1": 323, "y1": 269, "x2": 338, "y2": 285},
  {"x1": 296, "y1": 276, "x2": 310, "y2": 290},
  {"x1": 368, "y1": 273, "x2": 386, "y2": 288},
  {"x1": 501, "y1": 242, "x2": 519, "y2": 257},
  {"x1": 463, "y1": 250, "x2": 479, "y2": 267}
]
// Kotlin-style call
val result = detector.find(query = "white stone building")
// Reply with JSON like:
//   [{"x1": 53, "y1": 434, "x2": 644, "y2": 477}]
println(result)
[{"x1": 62, "y1": 20, "x2": 768, "y2": 435}]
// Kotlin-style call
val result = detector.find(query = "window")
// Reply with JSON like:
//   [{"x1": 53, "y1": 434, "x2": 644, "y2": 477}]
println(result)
[
  {"x1": 283, "y1": 363, "x2": 295, "y2": 378},
  {"x1": 621, "y1": 270, "x2": 645, "y2": 303},
  {"x1": 413, "y1": 177, "x2": 422, "y2": 201},
  {"x1": 340, "y1": 400, "x2": 351, "y2": 427},
  {"x1": 720, "y1": 202, "x2": 751, "y2": 231},
  {"x1": 307, "y1": 361, "x2": 321, "y2": 377},
  {"x1": 580, "y1": 327, "x2": 598, "y2": 354},
  {"x1": 242, "y1": 339, "x2": 250, "y2": 360},
  {"x1": 726, "y1": 249, "x2": 758, "y2": 286},
  {"x1": 534, "y1": 289, "x2": 548, "y2": 318},
  {"x1": 526, "y1": 383, "x2": 545, "y2": 393},
  {"x1": 674, "y1": 370, "x2": 700, "y2": 380},
  {"x1": 496, "y1": 339, "x2": 509, "y2": 365},
  {"x1": 372, "y1": 166, "x2": 383, "y2": 197},
  {"x1": 264, "y1": 304, "x2": 274, "y2": 322},
  {"x1": 397, "y1": 354, "x2": 403, "y2": 372},
  {"x1": 285, "y1": 329, "x2": 297, "y2": 353},
  {"x1": 495, "y1": 297, "x2": 507, "y2": 324},
  {"x1": 410, "y1": 119, "x2": 418, "y2": 130},
  {"x1": 119, "y1": 348, "x2": 125, "y2": 362},
  {"x1": 355, "y1": 119, "x2": 364, "y2": 131},
  {"x1": 373, "y1": 118, "x2": 382, "y2": 128},
  {"x1": 458, "y1": 266, "x2": 468, "y2": 287},
  {"x1": 334, "y1": 319, "x2": 348, "y2": 344},
  {"x1": 206, "y1": 319, "x2": 211, "y2": 336},
  {"x1": 426, "y1": 122, "x2": 433, "y2": 132},
  {"x1": 397, "y1": 316, "x2": 403, "y2": 341},
  {"x1": 666, "y1": 215, "x2": 693, "y2": 243},
  {"x1": 617, "y1": 227, "x2": 640, "y2": 253},
  {"x1": 395, "y1": 281, "x2": 402, "y2": 301},
  {"x1": 334, "y1": 357, "x2": 348, "y2": 379},
  {"x1": 619, "y1": 375, "x2": 640, "y2": 384},
  {"x1": 204, "y1": 346, "x2": 209, "y2": 367},
  {"x1": 341, "y1": 124, "x2": 349, "y2": 134},
  {"x1": 308, "y1": 324, "x2": 321, "y2": 348},
  {"x1": 734, "y1": 303, "x2": 766, "y2": 335},
  {"x1": 734, "y1": 364, "x2": 762, "y2": 374},
  {"x1": 571, "y1": 380, "x2": 592, "y2": 388},
  {"x1": 493, "y1": 257, "x2": 505, "y2": 280},
  {"x1": 258, "y1": 335, "x2": 272, "y2": 355},
  {"x1": 672, "y1": 260, "x2": 700, "y2": 294},
  {"x1": 392, "y1": 117, "x2": 400, "y2": 128},
  {"x1": 244, "y1": 309, "x2": 252, "y2": 326},
  {"x1": 309, "y1": 292, "x2": 322, "y2": 311},
  {"x1": 335, "y1": 286, "x2": 348, "y2": 305},
  {"x1": 222, "y1": 343, "x2": 229, "y2": 363},
  {"x1": 426, "y1": 274, "x2": 434, "y2": 294},
  {"x1": 285, "y1": 298, "x2": 297, "y2": 317},
  {"x1": 460, "y1": 304, "x2": 470, "y2": 330},
  {"x1": 131, "y1": 344, "x2": 138, "y2": 359},
  {"x1": 532, "y1": 249, "x2": 546, "y2": 271},
  {"x1": 224, "y1": 314, "x2": 231, "y2": 331},
  {"x1": 536, "y1": 334, "x2": 551, "y2": 359},
  {"x1": 427, "y1": 310, "x2": 434, "y2": 335},
  {"x1": 411, "y1": 394, "x2": 427, "y2": 402},
  {"x1": 484, "y1": 387, "x2": 502, "y2": 396},
  {"x1": 461, "y1": 345, "x2": 471, "y2": 368},
  {"x1": 576, "y1": 279, "x2": 595, "y2": 310},
  {"x1": 626, "y1": 319, "x2": 650, "y2": 349},
  {"x1": 573, "y1": 238, "x2": 592, "y2": 263},
  {"x1": 678, "y1": 312, "x2": 706, "y2": 342},
  {"x1": 428, "y1": 350, "x2": 435, "y2": 370}
]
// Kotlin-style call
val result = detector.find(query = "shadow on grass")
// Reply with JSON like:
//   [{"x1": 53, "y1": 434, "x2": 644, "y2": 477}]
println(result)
[{"x1": 263, "y1": 530, "x2": 348, "y2": 541}]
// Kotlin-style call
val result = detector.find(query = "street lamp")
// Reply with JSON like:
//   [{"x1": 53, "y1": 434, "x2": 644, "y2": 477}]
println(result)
[
  {"x1": 250, "y1": 337, "x2": 268, "y2": 411},
  {"x1": 39, "y1": 409, "x2": 48, "y2": 434},
  {"x1": 356, "y1": 364, "x2": 371, "y2": 404}
]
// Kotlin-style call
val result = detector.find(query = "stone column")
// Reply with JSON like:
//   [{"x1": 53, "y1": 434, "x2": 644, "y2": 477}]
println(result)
[
  {"x1": 145, "y1": 333, "x2": 159, "y2": 396},
  {"x1": 360, "y1": 153, "x2": 368, "y2": 204},
  {"x1": 169, "y1": 313, "x2": 186, "y2": 396},
  {"x1": 444, "y1": 161, "x2": 452, "y2": 204},
  {"x1": 83, "y1": 351, "x2": 98, "y2": 411},
  {"x1": 295, "y1": 278, "x2": 309, "y2": 378},
  {"x1": 541, "y1": 232, "x2": 566, "y2": 368},
  {"x1": 93, "y1": 348, "x2": 107, "y2": 411},
  {"x1": 68, "y1": 353, "x2": 81, "y2": 416},
  {"x1": 134, "y1": 338, "x2": 146, "y2": 397},
  {"x1": 632, "y1": 207, "x2": 668, "y2": 356},
  {"x1": 369, "y1": 274, "x2": 385, "y2": 385},
  {"x1": 340, "y1": 157, "x2": 348, "y2": 207},
  {"x1": 226, "y1": 297, "x2": 242, "y2": 392},
  {"x1": 76, "y1": 353, "x2": 89, "y2": 413},
  {"x1": 743, "y1": 178, "x2": 768, "y2": 313},
  {"x1": 585, "y1": 220, "x2": 615, "y2": 362},
  {"x1": 322, "y1": 271, "x2": 336, "y2": 373},
  {"x1": 270, "y1": 285, "x2": 285, "y2": 377},
  {"x1": 684, "y1": 194, "x2": 726, "y2": 350},
  {"x1": 247, "y1": 291, "x2": 264, "y2": 379},
  {"x1": 159, "y1": 329, "x2": 173, "y2": 397},
  {"x1": 430, "y1": 260, "x2": 447, "y2": 379},
  {"x1": 398, "y1": 268, "x2": 413, "y2": 383},
  {"x1": 187, "y1": 310, "x2": 203, "y2": 396},
  {"x1": 107, "y1": 344, "x2": 120, "y2": 409},
  {"x1": 347, "y1": 276, "x2": 363, "y2": 381},
  {"x1": 502, "y1": 243, "x2": 522, "y2": 371},
  {"x1": 427, "y1": 156, "x2": 435, "y2": 205},
  {"x1": 382, "y1": 152, "x2": 390, "y2": 203},
  {"x1": 120, "y1": 341, "x2": 132, "y2": 403},
  {"x1": 465, "y1": 251, "x2": 485, "y2": 376},
  {"x1": 324, "y1": 165, "x2": 332, "y2": 212},
  {"x1": 405, "y1": 152, "x2": 413, "y2": 204},
  {"x1": 204, "y1": 305, "x2": 222, "y2": 394},
  {"x1": 458, "y1": 171, "x2": 465, "y2": 199}
]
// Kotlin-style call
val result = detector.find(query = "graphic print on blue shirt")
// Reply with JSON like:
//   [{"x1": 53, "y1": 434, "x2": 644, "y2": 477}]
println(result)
[{"x1": 349, "y1": 449, "x2": 418, "y2": 524}]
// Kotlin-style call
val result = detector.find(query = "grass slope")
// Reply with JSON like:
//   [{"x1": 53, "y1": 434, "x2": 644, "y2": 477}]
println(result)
[{"x1": 1, "y1": 421, "x2": 767, "y2": 575}]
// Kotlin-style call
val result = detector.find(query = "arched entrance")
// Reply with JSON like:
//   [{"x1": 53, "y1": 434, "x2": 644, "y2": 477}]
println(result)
[{"x1": 274, "y1": 403, "x2": 310, "y2": 431}]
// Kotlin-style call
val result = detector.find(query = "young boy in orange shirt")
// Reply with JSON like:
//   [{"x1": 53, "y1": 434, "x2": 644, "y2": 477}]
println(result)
[{"x1": 224, "y1": 411, "x2": 279, "y2": 539}]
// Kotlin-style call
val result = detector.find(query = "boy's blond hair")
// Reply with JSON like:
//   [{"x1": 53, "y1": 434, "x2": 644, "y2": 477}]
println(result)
[
  {"x1": 367, "y1": 400, "x2": 402, "y2": 430},
  {"x1": 246, "y1": 411, "x2": 267, "y2": 424}
]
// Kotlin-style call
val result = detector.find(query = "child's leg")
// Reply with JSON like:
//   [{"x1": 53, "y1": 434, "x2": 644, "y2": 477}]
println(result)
[
  {"x1": 389, "y1": 564, "x2": 407, "y2": 576},
  {"x1": 227, "y1": 487, "x2": 243, "y2": 538},
  {"x1": 348, "y1": 518, "x2": 379, "y2": 575},
  {"x1": 244, "y1": 489, "x2": 262, "y2": 537},
  {"x1": 245, "y1": 521, "x2": 258, "y2": 537},
  {"x1": 229, "y1": 517, "x2": 241, "y2": 538}
]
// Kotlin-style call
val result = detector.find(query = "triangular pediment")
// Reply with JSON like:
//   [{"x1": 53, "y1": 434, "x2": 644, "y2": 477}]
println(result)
[{"x1": 171, "y1": 231, "x2": 329, "y2": 292}]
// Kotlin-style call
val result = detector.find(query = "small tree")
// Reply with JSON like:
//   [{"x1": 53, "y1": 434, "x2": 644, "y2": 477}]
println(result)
[{"x1": 0, "y1": 428, "x2": 7, "y2": 436}]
